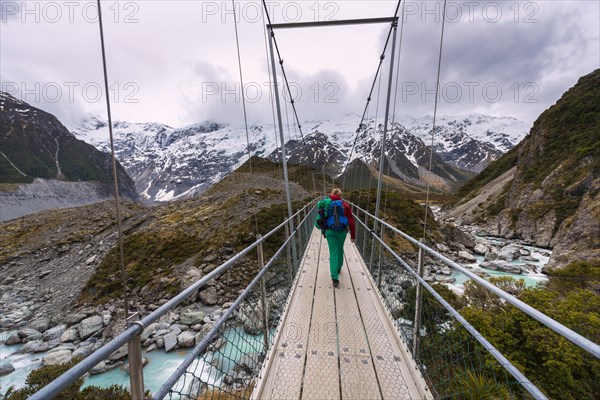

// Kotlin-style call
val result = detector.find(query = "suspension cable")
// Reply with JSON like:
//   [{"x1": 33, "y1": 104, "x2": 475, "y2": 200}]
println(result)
[
  {"x1": 341, "y1": 1, "x2": 403, "y2": 180},
  {"x1": 391, "y1": 0, "x2": 407, "y2": 124},
  {"x1": 96, "y1": 0, "x2": 129, "y2": 317},
  {"x1": 232, "y1": 0, "x2": 260, "y2": 235},
  {"x1": 422, "y1": 0, "x2": 448, "y2": 240},
  {"x1": 260, "y1": 4, "x2": 283, "y2": 182},
  {"x1": 261, "y1": 0, "x2": 313, "y2": 170}
]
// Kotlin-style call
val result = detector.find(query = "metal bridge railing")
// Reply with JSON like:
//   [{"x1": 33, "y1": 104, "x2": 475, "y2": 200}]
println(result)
[
  {"x1": 30, "y1": 199, "x2": 319, "y2": 400},
  {"x1": 351, "y1": 202, "x2": 599, "y2": 400}
]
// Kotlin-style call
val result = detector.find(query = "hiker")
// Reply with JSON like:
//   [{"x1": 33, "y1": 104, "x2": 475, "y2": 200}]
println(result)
[{"x1": 315, "y1": 188, "x2": 356, "y2": 288}]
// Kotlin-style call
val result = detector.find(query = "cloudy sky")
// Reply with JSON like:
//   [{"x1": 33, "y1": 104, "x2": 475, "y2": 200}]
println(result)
[{"x1": 1, "y1": 0, "x2": 598, "y2": 129}]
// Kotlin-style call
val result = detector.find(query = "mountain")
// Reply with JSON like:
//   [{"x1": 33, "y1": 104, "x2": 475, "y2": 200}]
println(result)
[
  {"x1": 71, "y1": 113, "x2": 525, "y2": 202},
  {"x1": 397, "y1": 114, "x2": 528, "y2": 172},
  {"x1": 0, "y1": 92, "x2": 138, "y2": 221},
  {"x1": 448, "y1": 69, "x2": 600, "y2": 270}
]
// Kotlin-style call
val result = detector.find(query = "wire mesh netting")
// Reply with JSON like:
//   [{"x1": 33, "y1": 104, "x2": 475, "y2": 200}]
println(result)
[
  {"x1": 353, "y1": 212, "x2": 539, "y2": 400},
  {"x1": 161, "y1": 207, "x2": 317, "y2": 400}
]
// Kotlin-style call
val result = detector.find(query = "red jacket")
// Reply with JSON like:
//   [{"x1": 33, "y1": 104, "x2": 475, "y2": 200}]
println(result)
[{"x1": 329, "y1": 195, "x2": 356, "y2": 240}]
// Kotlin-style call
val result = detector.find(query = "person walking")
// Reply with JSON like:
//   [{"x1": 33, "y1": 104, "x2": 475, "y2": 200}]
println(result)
[{"x1": 315, "y1": 188, "x2": 356, "y2": 288}]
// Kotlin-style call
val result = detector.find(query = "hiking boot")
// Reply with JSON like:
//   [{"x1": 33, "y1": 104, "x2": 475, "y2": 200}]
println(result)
[{"x1": 333, "y1": 279, "x2": 339, "y2": 288}]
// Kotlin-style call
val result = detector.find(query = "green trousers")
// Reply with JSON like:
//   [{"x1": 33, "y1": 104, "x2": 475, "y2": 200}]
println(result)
[{"x1": 325, "y1": 229, "x2": 347, "y2": 280}]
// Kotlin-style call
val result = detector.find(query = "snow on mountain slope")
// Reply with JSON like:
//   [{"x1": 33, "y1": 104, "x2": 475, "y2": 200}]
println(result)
[
  {"x1": 71, "y1": 113, "x2": 528, "y2": 202},
  {"x1": 398, "y1": 113, "x2": 528, "y2": 171}
]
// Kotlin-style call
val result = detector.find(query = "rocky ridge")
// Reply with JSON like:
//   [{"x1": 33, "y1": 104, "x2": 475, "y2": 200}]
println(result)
[{"x1": 448, "y1": 70, "x2": 600, "y2": 270}]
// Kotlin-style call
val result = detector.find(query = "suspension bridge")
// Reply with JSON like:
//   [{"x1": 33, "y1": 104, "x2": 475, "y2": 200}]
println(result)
[{"x1": 24, "y1": 0, "x2": 599, "y2": 399}]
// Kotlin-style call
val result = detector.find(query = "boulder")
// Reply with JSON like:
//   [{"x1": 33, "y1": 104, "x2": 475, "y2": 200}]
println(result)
[
  {"x1": 109, "y1": 344, "x2": 128, "y2": 361},
  {"x1": 169, "y1": 325, "x2": 182, "y2": 337},
  {"x1": 195, "y1": 323, "x2": 216, "y2": 345},
  {"x1": 43, "y1": 349, "x2": 72, "y2": 366},
  {"x1": 124, "y1": 357, "x2": 149, "y2": 373},
  {"x1": 177, "y1": 331, "x2": 196, "y2": 348},
  {"x1": 60, "y1": 328, "x2": 80, "y2": 343},
  {"x1": 500, "y1": 246, "x2": 521, "y2": 262},
  {"x1": 435, "y1": 243, "x2": 450, "y2": 253},
  {"x1": 164, "y1": 333, "x2": 178, "y2": 352},
  {"x1": 29, "y1": 318, "x2": 51, "y2": 333},
  {"x1": 480, "y1": 261, "x2": 522, "y2": 274},
  {"x1": 199, "y1": 287, "x2": 219, "y2": 305},
  {"x1": 17, "y1": 340, "x2": 53, "y2": 354},
  {"x1": 484, "y1": 251, "x2": 499, "y2": 261},
  {"x1": 141, "y1": 323, "x2": 157, "y2": 342},
  {"x1": 0, "y1": 361, "x2": 15, "y2": 376},
  {"x1": 72, "y1": 344, "x2": 94, "y2": 359},
  {"x1": 90, "y1": 360, "x2": 122, "y2": 375},
  {"x1": 458, "y1": 251, "x2": 476, "y2": 263},
  {"x1": 18, "y1": 328, "x2": 42, "y2": 342},
  {"x1": 180, "y1": 310, "x2": 205, "y2": 326},
  {"x1": 43, "y1": 325, "x2": 67, "y2": 341},
  {"x1": 64, "y1": 313, "x2": 87, "y2": 325},
  {"x1": 4, "y1": 333, "x2": 21, "y2": 345},
  {"x1": 473, "y1": 243, "x2": 489, "y2": 255},
  {"x1": 79, "y1": 315, "x2": 104, "y2": 339}
]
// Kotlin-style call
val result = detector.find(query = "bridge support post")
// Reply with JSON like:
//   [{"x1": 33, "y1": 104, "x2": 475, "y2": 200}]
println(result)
[
  {"x1": 377, "y1": 225, "x2": 385, "y2": 290},
  {"x1": 412, "y1": 239, "x2": 425, "y2": 356},
  {"x1": 267, "y1": 26, "x2": 298, "y2": 268},
  {"x1": 257, "y1": 235, "x2": 270, "y2": 352},
  {"x1": 285, "y1": 222, "x2": 294, "y2": 285},
  {"x1": 362, "y1": 213, "x2": 369, "y2": 257},
  {"x1": 126, "y1": 312, "x2": 145, "y2": 400},
  {"x1": 370, "y1": 19, "x2": 399, "y2": 271}
]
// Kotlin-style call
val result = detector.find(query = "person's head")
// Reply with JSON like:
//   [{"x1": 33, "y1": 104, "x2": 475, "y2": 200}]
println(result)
[{"x1": 331, "y1": 188, "x2": 342, "y2": 197}]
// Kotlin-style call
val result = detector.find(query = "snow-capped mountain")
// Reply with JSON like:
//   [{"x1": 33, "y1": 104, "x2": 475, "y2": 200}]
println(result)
[
  {"x1": 397, "y1": 114, "x2": 528, "y2": 172},
  {"x1": 71, "y1": 113, "x2": 528, "y2": 202}
]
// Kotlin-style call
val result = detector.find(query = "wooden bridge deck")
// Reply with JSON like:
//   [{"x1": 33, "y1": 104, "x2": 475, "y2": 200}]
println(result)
[{"x1": 252, "y1": 228, "x2": 431, "y2": 399}]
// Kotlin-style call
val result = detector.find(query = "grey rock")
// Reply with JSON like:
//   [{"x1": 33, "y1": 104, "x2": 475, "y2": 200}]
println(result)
[
  {"x1": 72, "y1": 344, "x2": 94, "y2": 359},
  {"x1": 177, "y1": 331, "x2": 196, "y2": 348},
  {"x1": 43, "y1": 349, "x2": 72, "y2": 366},
  {"x1": 199, "y1": 287, "x2": 218, "y2": 305},
  {"x1": 29, "y1": 318, "x2": 51, "y2": 333},
  {"x1": 500, "y1": 246, "x2": 521, "y2": 262},
  {"x1": 141, "y1": 323, "x2": 157, "y2": 342},
  {"x1": 435, "y1": 243, "x2": 450, "y2": 252},
  {"x1": 195, "y1": 323, "x2": 216, "y2": 345},
  {"x1": 458, "y1": 251, "x2": 476, "y2": 262},
  {"x1": 18, "y1": 328, "x2": 42, "y2": 342},
  {"x1": 86, "y1": 255, "x2": 97, "y2": 265},
  {"x1": 78, "y1": 315, "x2": 103, "y2": 339},
  {"x1": 180, "y1": 310, "x2": 205, "y2": 326},
  {"x1": 109, "y1": 344, "x2": 128, "y2": 361},
  {"x1": 473, "y1": 243, "x2": 489, "y2": 255},
  {"x1": 60, "y1": 327, "x2": 80, "y2": 343},
  {"x1": 480, "y1": 261, "x2": 522, "y2": 274},
  {"x1": 4, "y1": 333, "x2": 21, "y2": 345},
  {"x1": 164, "y1": 333, "x2": 178, "y2": 352},
  {"x1": 169, "y1": 325, "x2": 182, "y2": 337},
  {"x1": 90, "y1": 360, "x2": 122, "y2": 375},
  {"x1": 156, "y1": 338, "x2": 164, "y2": 349},
  {"x1": 64, "y1": 313, "x2": 87, "y2": 325},
  {"x1": 0, "y1": 361, "x2": 15, "y2": 376},
  {"x1": 124, "y1": 357, "x2": 149, "y2": 373},
  {"x1": 43, "y1": 325, "x2": 67, "y2": 341}
]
